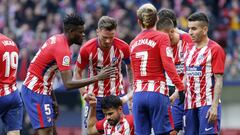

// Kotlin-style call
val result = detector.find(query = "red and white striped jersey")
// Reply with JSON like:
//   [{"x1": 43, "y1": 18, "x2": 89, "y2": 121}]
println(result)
[
  {"x1": 23, "y1": 34, "x2": 72, "y2": 95},
  {"x1": 76, "y1": 38, "x2": 130, "y2": 97},
  {"x1": 130, "y1": 29, "x2": 185, "y2": 95},
  {"x1": 0, "y1": 34, "x2": 18, "y2": 96},
  {"x1": 96, "y1": 115, "x2": 134, "y2": 135},
  {"x1": 166, "y1": 33, "x2": 193, "y2": 86},
  {"x1": 184, "y1": 39, "x2": 225, "y2": 109}
]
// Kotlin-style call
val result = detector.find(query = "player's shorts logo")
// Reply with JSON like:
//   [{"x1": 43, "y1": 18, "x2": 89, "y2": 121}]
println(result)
[{"x1": 205, "y1": 127, "x2": 213, "y2": 131}]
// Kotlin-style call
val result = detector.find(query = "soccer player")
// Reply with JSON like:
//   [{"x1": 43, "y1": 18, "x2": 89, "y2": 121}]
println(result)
[
  {"x1": 184, "y1": 12, "x2": 225, "y2": 135},
  {"x1": 130, "y1": 3, "x2": 185, "y2": 135},
  {"x1": 21, "y1": 14, "x2": 116, "y2": 135},
  {"x1": 157, "y1": 8, "x2": 193, "y2": 134},
  {"x1": 87, "y1": 95, "x2": 134, "y2": 135},
  {"x1": 74, "y1": 16, "x2": 133, "y2": 122},
  {"x1": 0, "y1": 34, "x2": 23, "y2": 135}
]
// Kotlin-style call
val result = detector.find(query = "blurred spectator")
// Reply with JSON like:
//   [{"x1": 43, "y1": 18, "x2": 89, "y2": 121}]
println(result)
[{"x1": 0, "y1": 0, "x2": 238, "y2": 83}]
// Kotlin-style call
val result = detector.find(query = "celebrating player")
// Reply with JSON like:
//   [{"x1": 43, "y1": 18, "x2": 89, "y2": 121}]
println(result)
[
  {"x1": 74, "y1": 16, "x2": 133, "y2": 123},
  {"x1": 0, "y1": 34, "x2": 23, "y2": 135},
  {"x1": 130, "y1": 3, "x2": 185, "y2": 135},
  {"x1": 21, "y1": 14, "x2": 116, "y2": 135},
  {"x1": 184, "y1": 12, "x2": 225, "y2": 135},
  {"x1": 157, "y1": 8, "x2": 192, "y2": 134},
  {"x1": 87, "y1": 95, "x2": 134, "y2": 135}
]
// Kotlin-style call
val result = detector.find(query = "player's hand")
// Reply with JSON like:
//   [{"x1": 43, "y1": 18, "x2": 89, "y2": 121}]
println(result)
[
  {"x1": 178, "y1": 91, "x2": 185, "y2": 105},
  {"x1": 97, "y1": 66, "x2": 117, "y2": 80},
  {"x1": 120, "y1": 95, "x2": 128, "y2": 104},
  {"x1": 169, "y1": 90, "x2": 178, "y2": 105},
  {"x1": 169, "y1": 95, "x2": 177, "y2": 105},
  {"x1": 84, "y1": 94, "x2": 94, "y2": 102},
  {"x1": 87, "y1": 94, "x2": 97, "y2": 107},
  {"x1": 206, "y1": 105, "x2": 218, "y2": 123},
  {"x1": 52, "y1": 101, "x2": 59, "y2": 121}
]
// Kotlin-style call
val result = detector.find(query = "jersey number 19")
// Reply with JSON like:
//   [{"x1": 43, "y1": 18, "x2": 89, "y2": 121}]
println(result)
[{"x1": 2, "y1": 51, "x2": 18, "y2": 77}]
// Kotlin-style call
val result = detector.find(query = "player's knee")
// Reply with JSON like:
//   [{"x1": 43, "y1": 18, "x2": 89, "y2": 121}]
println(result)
[
  {"x1": 37, "y1": 127, "x2": 54, "y2": 135},
  {"x1": 7, "y1": 130, "x2": 20, "y2": 135}
]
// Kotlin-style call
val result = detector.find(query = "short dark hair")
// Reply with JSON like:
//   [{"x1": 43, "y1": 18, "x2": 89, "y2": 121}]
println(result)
[
  {"x1": 101, "y1": 95, "x2": 122, "y2": 110},
  {"x1": 98, "y1": 16, "x2": 117, "y2": 31},
  {"x1": 63, "y1": 13, "x2": 85, "y2": 32},
  {"x1": 157, "y1": 8, "x2": 177, "y2": 27},
  {"x1": 187, "y1": 12, "x2": 208, "y2": 26},
  {"x1": 156, "y1": 17, "x2": 174, "y2": 31}
]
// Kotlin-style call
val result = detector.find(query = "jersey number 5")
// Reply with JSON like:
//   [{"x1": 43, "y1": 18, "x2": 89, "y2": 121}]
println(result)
[
  {"x1": 136, "y1": 51, "x2": 148, "y2": 76},
  {"x1": 2, "y1": 52, "x2": 18, "y2": 77}
]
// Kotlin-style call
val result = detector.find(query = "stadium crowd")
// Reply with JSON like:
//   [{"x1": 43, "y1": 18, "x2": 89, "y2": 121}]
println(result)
[{"x1": 0, "y1": 0, "x2": 239, "y2": 81}]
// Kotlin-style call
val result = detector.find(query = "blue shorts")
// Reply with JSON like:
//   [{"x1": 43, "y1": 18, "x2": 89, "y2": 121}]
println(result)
[
  {"x1": 133, "y1": 92, "x2": 173, "y2": 135},
  {"x1": 171, "y1": 98, "x2": 184, "y2": 131},
  {"x1": 0, "y1": 90, "x2": 23, "y2": 131},
  {"x1": 184, "y1": 105, "x2": 221, "y2": 135},
  {"x1": 84, "y1": 95, "x2": 129, "y2": 128},
  {"x1": 21, "y1": 85, "x2": 55, "y2": 129}
]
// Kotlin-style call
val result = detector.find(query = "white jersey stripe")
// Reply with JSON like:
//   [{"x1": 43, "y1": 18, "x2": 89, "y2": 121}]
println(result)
[
  {"x1": 4, "y1": 84, "x2": 10, "y2": 95},
  {"x1": 88, "y1": 53, "x2": 94, "y2": 94},
  {"x1": 12, "y1": 83, "x2": 17, "y2": 91},
  {"x1": 186, "y1": 86, "x2": 192, "y2": 109},
  {"x1": 97, "y1": 48, "x2": 104, "y2": 96},
  {"x1": 147, "y1": 80, "x2": 155, "y2": 92},
  {"x1": 194, "y1": 48, "x2": 207, "y2": 108},
  {"x1": 135, "y1": 80, "x2": 142, "y2": 92},
  {"x1": 118, "y1": 49, "x2": 124, "y2": 94},
  {"x1": 43, "y1": 65, "x2": 57, "y2": 94},
  {"x1": 27, "y1": 76, "x2": 38, "y2": 90},
  {"x1": 186, "y1": 46, "x2": 196, "y2": 66},
  {"x1": 159, "y1": 81, "x2": 166, "y2": 94},
  {"x1": 206, "y1": 50, "x2": 213, "y2": 105},
  {"x1": 194, "y1": 77, "x2": 201, "y2": 108},
  {"x1": 122, "y1": 118, "x2": 130, "y2": 134},
  {"x1": 110, "y1": 46, "x2": 116, "y2": 95}
]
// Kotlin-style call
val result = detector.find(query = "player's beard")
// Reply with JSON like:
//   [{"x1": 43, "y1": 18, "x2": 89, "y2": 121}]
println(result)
[
  {"x1": 108, "y1": 115, "x2": 121, "y2": 126},
  {"x1": 74, "y1": 38, "x2": 83, "y2": 46}
]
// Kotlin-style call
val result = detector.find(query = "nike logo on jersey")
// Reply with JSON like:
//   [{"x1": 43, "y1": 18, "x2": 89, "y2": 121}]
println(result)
[{"x1": 205, "y1": 127, "x2": 213, "y2": 131}]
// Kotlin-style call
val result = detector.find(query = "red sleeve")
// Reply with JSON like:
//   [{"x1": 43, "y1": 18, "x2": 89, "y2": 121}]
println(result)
[
  {"x1": 125, "y1": 115, "x2": 134, "y2": 135},
  {"x1": 95, "y1": 119, "x2": 105, "y2": 134},
  {"x1": 212, "y1": 45, "x2": 226, "y2": 74},
  {"x1": 181, "y1": 33, "x2": 193, "y2": 43},
  {"x1": 122, "y1": 43, "x2": 130, "y2": 59},
  {"x1": 121, "y1": 43, "x2": 131, "y2": 65},
  {"x1": 76, "y1": 46, "x2": 89, "y2": 69},
  {"x1": 159, "y1": 34, "x2": 185, "y2": 91},
  {"x1": 53, "y1": 46, "x2": 72, "y2": 71}
]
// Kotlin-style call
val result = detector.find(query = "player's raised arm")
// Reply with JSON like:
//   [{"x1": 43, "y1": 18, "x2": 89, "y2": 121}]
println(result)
[
  {"x1": 87, "y1": 95, "x2": 101, "y2": 135},
  {"x1": 61, "y1": 65, "x2": 116, "y2": 90}
]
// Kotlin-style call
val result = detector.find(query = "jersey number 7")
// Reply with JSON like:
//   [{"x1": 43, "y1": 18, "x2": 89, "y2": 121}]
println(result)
[{"x1": 136, "y1": 51, "x2": 148, "y2": 76}]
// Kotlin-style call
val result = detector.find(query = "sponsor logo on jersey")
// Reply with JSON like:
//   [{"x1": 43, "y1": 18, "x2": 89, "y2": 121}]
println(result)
[
  {"x1": 62, "y1": 56, "x2": 70, "y2": 66},
  {"x1": 186, "y1": 66, "x2": 202, "y2": 77},
  {"x1": 175, "y1": 64, "x2": 184, "y2": 74}
]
